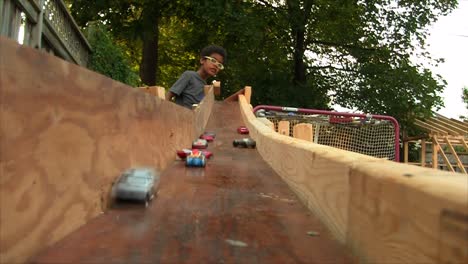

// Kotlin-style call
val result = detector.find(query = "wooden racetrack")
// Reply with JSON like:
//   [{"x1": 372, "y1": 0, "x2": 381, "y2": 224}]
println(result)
[{"x1": 31, "y1": 101, "x2": 354, "y2": 264}]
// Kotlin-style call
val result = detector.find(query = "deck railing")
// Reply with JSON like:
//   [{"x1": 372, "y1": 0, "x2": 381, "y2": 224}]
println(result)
[{"x1": 0, "y1": 0, "x2": 91, "y2": 66}]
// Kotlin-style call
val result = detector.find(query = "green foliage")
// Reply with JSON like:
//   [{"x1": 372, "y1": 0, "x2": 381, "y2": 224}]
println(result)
[
  {"x1": 68, "y1": 0, "x2": 458, "y2": 135},
  {"x1": 461, "y1": 86, "x2": 468, "y2": 121},
  {"x1": 85, "y1": 22, "x2": 140, "y2": 86}
]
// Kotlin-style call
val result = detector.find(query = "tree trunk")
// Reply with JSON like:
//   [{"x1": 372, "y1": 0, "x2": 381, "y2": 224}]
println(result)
[
  {"x1": 140, "y1": 19, "x2": 159, "y2": 86},
  {"x1": 293, "y1": 29, "x2": 306, "y2": 85},
  {"x1": 288, "y1": 0, "x2": 312, "y2": 86}
]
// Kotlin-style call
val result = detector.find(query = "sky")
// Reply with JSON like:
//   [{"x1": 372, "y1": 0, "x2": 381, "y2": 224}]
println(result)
[
  {"x1": 427, "y1": 0, "x2": 468, "y2": 120},
  {"x1": 333, "y1": 1, "x2": 468, "y2": 120}
]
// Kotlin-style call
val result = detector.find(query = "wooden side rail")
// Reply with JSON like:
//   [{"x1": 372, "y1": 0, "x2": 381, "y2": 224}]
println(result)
[
  {"x1": 0, "y1": 37, "x2": 214, "y2": 264},
  {"x1": 238, "y1": 94, "x2": 468, "y2": 264}
]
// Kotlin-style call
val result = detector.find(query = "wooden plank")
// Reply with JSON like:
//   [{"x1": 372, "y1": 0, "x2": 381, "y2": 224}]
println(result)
[
  {"x1": 223, "y1": 88, "x2": 245, "y2": 102},
  {"x1": 433, "y1": 136, "x2": 454, "y2": 172},
  {"x1": 278, "y1": 120, "x2": 290, "y2": 136},
  {"x1": 443, "y1": 137, "x2": 467, "y2": 174},
  {"x1": 427, "y1": 117, "x2": 464, "y2": 136},
  {"x1": 293, "y1": 123, "x2": 313, "y2": 141},
  {"x1": 424, "y1": 118, "x2": 460, "y2": 136},
  {"x1": 237, "y1": 94, "x2": 468, "y2": 264},
  {"x1": 257, "y1": 117, "x2": 275, "y2": 130},
  {"x1": 139, "y1": 86, "x2": 165, "y2": 99},
  {"x1": 415, "y1": 120, "x2": 448, "y2": 135},
  {"x1": 434, "y1": 112, "x2": 468, "y2": 132}
]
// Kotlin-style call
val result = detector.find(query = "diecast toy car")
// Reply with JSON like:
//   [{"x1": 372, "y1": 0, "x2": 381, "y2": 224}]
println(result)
[
  {"x1": 192, "y1": 139, "x2": 208, "y2": 149},
  {"x1": 114, "y1": 167, "x2": 159, "y2": 207},
  {"x1": 177, "y1": 149, "x2": 192, "y2": 159},
  {"x1": 237, "y1": 126, "x2": 249, "y2": 134},
  {"x1": 186, "y1": 149, "x2": 206, "y2": 167},
  {"x1": 233, "y1": 138, "x2": 256, "y2": 148},
  {"x1": 177, "y1": 149, "x2": 213, "y2": 159},
  {"x1": 200, "y1": 132, "x2": 216, "y2": 141},
  {"x1": 203, "y1": 132, "x2": 216, "y2": 138}
]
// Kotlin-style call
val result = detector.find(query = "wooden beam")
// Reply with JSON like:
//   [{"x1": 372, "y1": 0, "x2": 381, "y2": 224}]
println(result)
[
  {"x1": 428, "y1": 117, "x2": 467, "y2": 136},
  {"x1": 458, "y1": 138, "x2": 468, "y2": 151},
  {"x1": 443, "y1": 137, "x2": 467, "y2": 174},
  {"x1": 415, "y1": 120, "x2": 448, "y2": 135},
  {"x1": 433, "y1": 136, "x2": 454, "y2": 172},
  {"x1": 434, "y1": 113, "x2": 468, "y2": 133}
]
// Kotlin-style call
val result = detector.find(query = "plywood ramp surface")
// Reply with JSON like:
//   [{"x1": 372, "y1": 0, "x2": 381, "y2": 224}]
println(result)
[{"x1": 31, "y1": 102, "x2": 353, "y2": 263}]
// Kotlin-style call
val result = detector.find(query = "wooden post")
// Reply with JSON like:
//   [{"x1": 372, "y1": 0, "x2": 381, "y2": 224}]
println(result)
[
  {"x1": 278, "y1": 121, "x2": 290, "y2": 136},
  {"x1": 403, "y1": 141, "x2": 409, "y2": 163},
  {"x1": 244, "y1": 86, "x2": 252, "y2": 104},
  {"x1": 433, "y1": 135, "x2": 454, "y2": 172},
  {"x1": 444, "y1": 136, "x2": 466, "y2": 174},
  {"x1": 421, "y1": 139, "x2": 426, "y2": 168},
  {"x1": 156, "y1": 86, "x2": 165, "y2": 99},
  {"x1": 432, "y1": 136, "x2": 438, "y2": 169},
  {"x1": 213, "y1": 81, "x2": 221, "y2": 96},
  {"x1": 293, "y1": 123, "x2": 313, "y2": 141}
]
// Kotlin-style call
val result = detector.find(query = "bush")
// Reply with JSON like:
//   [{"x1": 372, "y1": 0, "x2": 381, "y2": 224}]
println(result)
[{"x1": 85, "y1": 22, "x2": 140, "y2": 86}]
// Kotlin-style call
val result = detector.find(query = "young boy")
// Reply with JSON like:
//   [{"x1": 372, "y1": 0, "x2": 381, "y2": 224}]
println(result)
[{"x1": 166, "y1": 45, "x2": 227, "y2": 109}]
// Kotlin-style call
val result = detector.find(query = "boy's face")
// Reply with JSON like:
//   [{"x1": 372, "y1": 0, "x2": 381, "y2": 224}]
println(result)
[{"x1": 201, "y1": 53, "x2": 224, "y2": 77}]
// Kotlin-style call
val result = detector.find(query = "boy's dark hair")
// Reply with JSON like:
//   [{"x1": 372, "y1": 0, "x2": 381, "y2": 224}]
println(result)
[{"x1": 200, "y1": 45, "x2": 227, "y2": 63}]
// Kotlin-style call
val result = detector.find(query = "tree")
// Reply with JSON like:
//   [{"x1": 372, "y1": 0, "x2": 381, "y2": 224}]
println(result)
[
  {"x1": 66, "y1": 0, "x2": 458, "y2": 132},
  {"x1": 68, "y1": 0, "x2": 180, "y2": 86},
  {"x1": 252, "y1": 0, "x2": 457, "y2": 129},
  {"x1": 461, "y1": 86, "x2": 468, "y2": 121},
  {"x1": 85, "y1": 22, "x2": 140, "y2": 86}
]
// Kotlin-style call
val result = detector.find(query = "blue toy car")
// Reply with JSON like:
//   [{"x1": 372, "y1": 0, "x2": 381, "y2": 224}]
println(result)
[{"x1": 186, "y1": 150, "x2": 206, "y2": 167}]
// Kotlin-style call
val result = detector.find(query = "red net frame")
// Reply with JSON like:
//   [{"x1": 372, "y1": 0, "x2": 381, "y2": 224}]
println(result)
[{"x1": 253, "y1": 105, "x2": 400, "y2": 161}]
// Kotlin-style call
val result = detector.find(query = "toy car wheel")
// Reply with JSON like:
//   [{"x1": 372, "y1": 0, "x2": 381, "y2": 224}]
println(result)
[{"x1": 144, "y1": 195, "x2": 150, "y2": 208}]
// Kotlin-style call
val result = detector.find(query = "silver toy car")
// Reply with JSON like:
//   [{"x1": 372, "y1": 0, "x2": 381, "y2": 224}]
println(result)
[{"x1": 113, "y1": 167, "x2": 159, "y2": 207}]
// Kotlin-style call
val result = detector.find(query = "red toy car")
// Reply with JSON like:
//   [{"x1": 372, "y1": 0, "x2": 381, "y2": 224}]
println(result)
[
  {"x1": 237, "y1": 126, "x2": 249, "y2": 134},
  {"x1": 192, "y1": 139, "x2": 208, "y2": 149},
  {"x1": 176, "y1": 149, "x2": 192, "y2": 159},
  {"x1": 201, "y1": 150, "x2": 213, "y2": 159},
  {"x1": 200, "y1": 134, "x2": 214, "y2": 142}
]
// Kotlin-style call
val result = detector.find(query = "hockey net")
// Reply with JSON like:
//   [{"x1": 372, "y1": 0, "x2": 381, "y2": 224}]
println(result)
[{"x1": 253, "y1": 105, "x2": 400, "y2": 161}]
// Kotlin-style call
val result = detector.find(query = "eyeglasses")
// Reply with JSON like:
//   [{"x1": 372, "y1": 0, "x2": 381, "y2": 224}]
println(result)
[{"x1": 204, "y1": 56, "x2": 224, "y2": 70}]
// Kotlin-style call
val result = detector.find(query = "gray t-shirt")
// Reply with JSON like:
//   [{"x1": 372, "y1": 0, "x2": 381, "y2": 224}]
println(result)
[{"x1": 169, "y1": 71, "x2": 206, "y2": 109}]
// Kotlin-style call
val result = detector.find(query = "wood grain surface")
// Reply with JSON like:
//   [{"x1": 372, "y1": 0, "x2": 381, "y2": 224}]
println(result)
[{"x1": 31, "y1": 101, "x2": 354, "y2": 264}]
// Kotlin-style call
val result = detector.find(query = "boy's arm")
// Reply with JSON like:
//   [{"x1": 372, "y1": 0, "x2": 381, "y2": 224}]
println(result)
[
  {"x1": 166, "y1": 71, "x2": 190, "y2": 102},
  {"x1": 166, "y1": 91, "x2": 176, "y2": 101}
]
